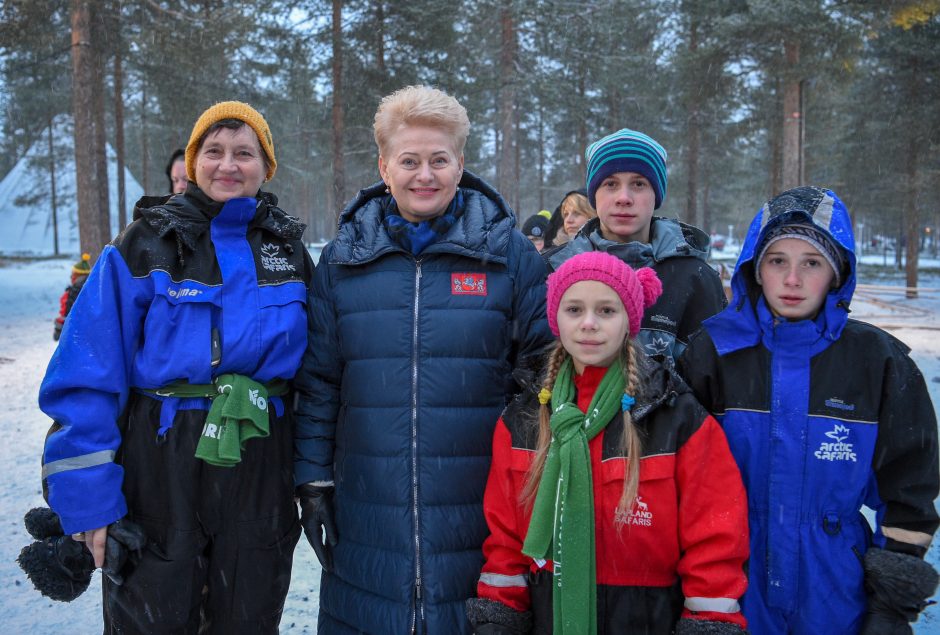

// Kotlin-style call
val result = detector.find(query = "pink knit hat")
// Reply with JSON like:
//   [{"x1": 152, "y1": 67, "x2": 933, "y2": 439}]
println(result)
[{"x1": 546, "y1": 251, "x2": 663, "y2": 338}]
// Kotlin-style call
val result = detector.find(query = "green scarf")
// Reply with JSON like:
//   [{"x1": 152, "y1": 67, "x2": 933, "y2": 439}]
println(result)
[
  {"x1": 148, "y1": 374, "x2": 288, "y2": 467},
  {"x1": 522, "y1": 358, "x2": 625, "y2": 635}
]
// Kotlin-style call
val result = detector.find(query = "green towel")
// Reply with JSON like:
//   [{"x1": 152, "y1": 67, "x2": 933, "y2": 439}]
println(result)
[{"x1": 147, "y1": 374, "x2": 288, "y2": 467}]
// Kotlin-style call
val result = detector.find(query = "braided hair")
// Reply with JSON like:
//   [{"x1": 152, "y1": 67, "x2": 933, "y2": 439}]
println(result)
[{"x1": 522, "y1": 338, "x2": 646, "y2": 523}]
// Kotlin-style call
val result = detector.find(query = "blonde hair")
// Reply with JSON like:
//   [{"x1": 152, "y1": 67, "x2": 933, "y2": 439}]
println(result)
[
  {"x1": 522, "y1": 339, "x2": 644, "y2": 521},
  {"x1": 373, "y1": 85, "x2": 470, "y2": 157},
  {"x1": 562, "y1": 191, "x2": 597, "y2": 220}
]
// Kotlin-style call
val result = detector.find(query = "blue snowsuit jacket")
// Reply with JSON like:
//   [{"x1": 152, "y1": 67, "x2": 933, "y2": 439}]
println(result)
[
  {"x1": 39, "y1": 187, "x2": 312, "y2": 534},
  {"x1": 678, "y1": 188, "x2": 939, "y2": 633},
  {"x1": 293, "y1": 171, "x2": 554, "y2": 634}
]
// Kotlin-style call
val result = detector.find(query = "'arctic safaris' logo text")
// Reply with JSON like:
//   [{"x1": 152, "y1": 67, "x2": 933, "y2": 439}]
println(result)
[
  {"x1": 261, "y1": 243, "x2": 296, "y2": 272},
  {"x1": 815, "y1": 424, "x2": 857, "y2": 462}
]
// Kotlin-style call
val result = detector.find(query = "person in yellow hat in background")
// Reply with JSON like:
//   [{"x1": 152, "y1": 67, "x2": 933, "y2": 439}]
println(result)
[
  {"x1": 52, "y1": 253, "x2": 91, "y2": 341},
  {"x1": 38, "y1": 101, "x2": 313, "y2": 633}
]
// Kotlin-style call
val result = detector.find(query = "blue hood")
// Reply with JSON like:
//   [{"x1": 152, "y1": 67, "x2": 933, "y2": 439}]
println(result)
[{"x1": 704, "y1": 187, "x2": 857, "y2": 355}]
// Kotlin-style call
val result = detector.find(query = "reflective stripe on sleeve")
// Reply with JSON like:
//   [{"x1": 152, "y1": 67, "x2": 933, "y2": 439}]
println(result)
[
  {"x1": 479, "y1": 572, "x2": 528, "y2": 588},
  {"x1": 684, "y1": 597, "x2": 741, "y2": 614},
  {"x1": 42, "y1": 450, "x2": 116, "y2": 479}
]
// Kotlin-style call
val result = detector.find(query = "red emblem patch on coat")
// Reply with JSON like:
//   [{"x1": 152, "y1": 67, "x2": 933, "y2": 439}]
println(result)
[{"x1": 452, "y1": 273, "x2": 487, "y2": 296}]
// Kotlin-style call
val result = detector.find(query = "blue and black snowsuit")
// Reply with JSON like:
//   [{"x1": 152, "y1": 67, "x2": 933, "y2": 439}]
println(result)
[
  {"x1": 293, "y1": 171, "x2": 554, "y2": 634},
  {"x1": 39, "y1": 185, "x2": 312, "y2": 634},
  {"x1": 678, "y1": 188, "x2": 940, "y2": 634}
]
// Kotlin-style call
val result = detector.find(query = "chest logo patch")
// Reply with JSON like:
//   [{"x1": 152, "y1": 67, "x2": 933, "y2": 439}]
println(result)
[
  {"x1": 452, "y1": 273, "x2": 487, "y2": 296},
  {"x1": 815, "y1": 424, "x2": 857, "y2": 462},
  {"x1": 616, "y1": 496, "x2": 654, "y2": 527},
  {"x1": 261, "y1": 243, "x2": 296, "y2": 272},
  {"x1": 643, "y1": 335, "x2": 671, "y2": 356}
]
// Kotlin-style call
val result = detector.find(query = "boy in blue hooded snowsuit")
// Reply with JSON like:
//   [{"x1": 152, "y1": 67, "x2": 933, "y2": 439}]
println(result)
[{"x1": 678, "y1": 186, "x2": 939, "y2": 634}]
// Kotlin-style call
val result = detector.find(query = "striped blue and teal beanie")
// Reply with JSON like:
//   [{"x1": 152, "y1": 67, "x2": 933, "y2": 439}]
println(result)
[{"x1": 585, "y1": 128, "x2": 668, "y2": 209}]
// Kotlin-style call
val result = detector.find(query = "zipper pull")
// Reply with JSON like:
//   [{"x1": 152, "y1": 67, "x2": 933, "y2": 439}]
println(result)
[{"x1": 211, "y1": 328, "x2": 221, "y2": 367}]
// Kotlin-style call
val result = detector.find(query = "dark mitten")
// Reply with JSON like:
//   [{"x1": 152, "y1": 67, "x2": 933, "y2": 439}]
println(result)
[
  {"x1": 466, "y1": 597, "x2": 532, "y2": 635},
  {"x1": 16, "y1": 507, "x2": 95, "y2": 602},
  {"x1": 53, "y1": 322, "x2": 62, "y2": 341},
  {"x1": 675, "y1": 617, "x2": 747, "y2": 634},
  {"x1": 24, "y1": 506, "x2": 65, "y2": 539},
  {"x1": 101, "y1": 518, "x2": 148, "y2": 585},
  {"x1": 297, "y1": 483, "x2": 338, "y2": 571},
  {"x1": 861, "y1": 548, "x2": 939, "y2": 635}
]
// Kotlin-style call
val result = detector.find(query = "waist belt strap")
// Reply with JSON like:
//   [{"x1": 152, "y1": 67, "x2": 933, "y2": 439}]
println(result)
[{"x1": 146, "y1": 375, "x2": 289, "y2": 467}]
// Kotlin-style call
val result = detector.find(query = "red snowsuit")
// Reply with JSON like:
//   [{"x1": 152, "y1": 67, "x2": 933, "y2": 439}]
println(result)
[{"x1": 477, "y1": 363, "x2": 749, "y2": 633}]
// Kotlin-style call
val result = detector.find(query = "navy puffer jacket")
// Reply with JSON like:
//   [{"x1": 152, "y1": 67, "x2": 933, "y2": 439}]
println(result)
[{"x1": 294, "y1": 171, "x2": 553, "y2": 634}]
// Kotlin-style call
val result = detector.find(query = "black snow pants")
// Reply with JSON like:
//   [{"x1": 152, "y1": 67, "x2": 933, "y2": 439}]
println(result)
[{"x1": 103, "y1": 392, "x2": 300, "y2": 635}]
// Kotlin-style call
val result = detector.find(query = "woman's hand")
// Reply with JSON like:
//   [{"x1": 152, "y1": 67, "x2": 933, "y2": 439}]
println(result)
[{"x1": 73, "y1": 526, "x2": 108, "y2": 568}]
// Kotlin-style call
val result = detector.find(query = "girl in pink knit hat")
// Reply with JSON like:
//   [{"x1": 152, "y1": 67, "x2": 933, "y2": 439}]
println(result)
[{"x1": 468, "y1": 251, "x2": 750, "y2": 635}]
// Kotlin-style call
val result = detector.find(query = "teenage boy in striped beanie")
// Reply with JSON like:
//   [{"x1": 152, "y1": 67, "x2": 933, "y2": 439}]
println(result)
[{"x1": 544, "y1": 128, "x2": 725, "y2": 363}]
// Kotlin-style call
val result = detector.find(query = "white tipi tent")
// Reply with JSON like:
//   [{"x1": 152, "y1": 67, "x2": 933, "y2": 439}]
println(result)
[{"x1": 0, "y1": 116, "x2": 144, "y2": 256}]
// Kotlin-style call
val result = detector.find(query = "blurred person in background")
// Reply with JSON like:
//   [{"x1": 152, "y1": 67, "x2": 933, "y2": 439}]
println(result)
[
  {"x1": 522, "y1": 210, "x2": 552, "y2": 251},
  {"x1": 559, "y1": 188, "x2": 596, "y2": 239},
  {"x1": 543, "y1": 189, "x2": 595, "y2": 251},
  {"x1": 164, "y1": 148, "x2": 187, "y2": 194},
  {"x1": 52, "y1": 253, "x2": 90, "y2": 341}
]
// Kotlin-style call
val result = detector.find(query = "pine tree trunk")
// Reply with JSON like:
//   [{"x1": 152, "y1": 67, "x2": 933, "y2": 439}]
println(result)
[
  {"x1": 140, "y1": 78, "x2": 149, "y2": 194},
  {"x1": 770, "y1": 79, "x2": 782, "y2": 196},
  {"x1": 331, "y1": 0, "x2": 346, "y2": 220},
  {"x1": 375, "y1": 1, "x2": 385, "y2": 75},
  {"x1": 114, "y1": 28, "x2": 127, "y2": 230},
  {"x1": 904, "y1": 59, "x2": 921, "y2": 299},
  {"x1": 92, "y1": 9, "x2": 110, "y2": 244},
  {"x1": 685, "y1": 16, "x2": 701, "y2": 228},
  {"x1": 782, "y1": 39, "x2": 802, "y2": 190},
  {"x1": 537, "y1": 101, "x2": 545, "y2": 212},
  {"x1": 71, "y1": 0, "x2": 105, "y2": 259},
  {"x1": 577, "y1": 70, "x2": 587, "y2": 182},
  {"x1": 48, "y1": 117, "x2": 59, "y2": 256},
  {"x1": 702, "y1": 161, "x2": 711, "y2": 235},
  {"x1": 497, "y1": 3, "x2": 518, "y2": 212}
]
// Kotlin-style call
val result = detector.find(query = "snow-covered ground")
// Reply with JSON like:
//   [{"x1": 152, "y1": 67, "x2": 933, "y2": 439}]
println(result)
[{"x1": 2, "y1": 255, "x2": 940, "y2": 633}]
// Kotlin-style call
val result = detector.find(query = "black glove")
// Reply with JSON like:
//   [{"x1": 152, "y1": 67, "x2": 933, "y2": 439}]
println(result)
[
  {"x1": 101, "y1": 518, "x2": 148, "y2": 585},
  {"x1": 466, "y1": 597, "x2": 532, "y2": 635},
  {"x1": 17, "y1": 507, "x2": 95, "y2": 602},
  {"x1": 53, "y1": 322, "x2": 62, "y2": 341},
  {"x1": 675, "y1": 617, "x2": 747, "y2": 634},
  {"x1": 861, "y1": 548, "x2": 939, "y2": 635},
  {"x1": 297, "y1": 483, "x2": 338, "y2": 571}
]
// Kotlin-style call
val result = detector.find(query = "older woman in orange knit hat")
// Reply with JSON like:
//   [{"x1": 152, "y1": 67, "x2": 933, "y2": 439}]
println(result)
[{"x1": 38, "y1": 101, "x2": 312, "y2": 633}]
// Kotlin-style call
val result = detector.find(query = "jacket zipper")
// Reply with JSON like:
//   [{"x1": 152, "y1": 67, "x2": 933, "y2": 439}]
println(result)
[{"x1": 410, "y1": 260, "x2": 424, "y2": 634}]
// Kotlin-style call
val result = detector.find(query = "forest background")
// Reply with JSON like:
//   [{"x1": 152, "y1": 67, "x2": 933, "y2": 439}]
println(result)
[{"x1": 0, "y1": 0, "x2": 938, "y2": 286}]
